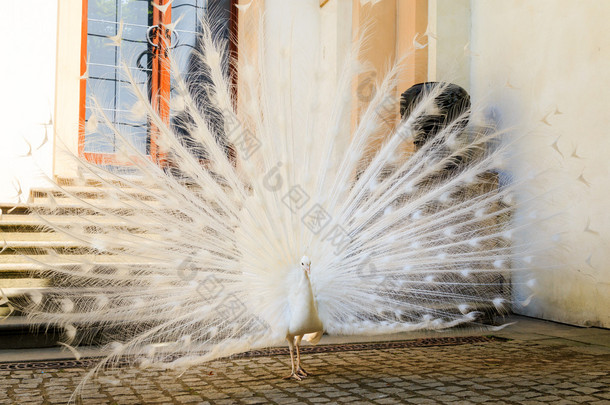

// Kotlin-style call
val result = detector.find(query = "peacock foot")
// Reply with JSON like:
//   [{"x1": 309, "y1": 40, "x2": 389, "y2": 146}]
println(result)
[
  {"x1": 284, "y1": 372, "x2": 303, "y2": 381},
  {"x1": 296, "y1": 367, "x2": 309, "y2": 377}
]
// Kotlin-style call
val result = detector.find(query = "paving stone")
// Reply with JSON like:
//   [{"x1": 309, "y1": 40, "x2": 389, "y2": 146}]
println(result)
[
  {"x1": 573, "y1": 386, "x2": 601, "y2": 394},
  {"x1": 374, "y1": 398, "x2": 402, "y2": 404},
  {"x1": 0, "y1": 339, "x2": 608, "y2": 404},
  {"x1": 239, "y1": 397, "x2": 268, "y2": 404},
  {"x1": 565, "y1": 395, "x2": 603, "y2": 403},
  {"x1": 405, "y1": 398, "x2": 438, "y2": 404}
]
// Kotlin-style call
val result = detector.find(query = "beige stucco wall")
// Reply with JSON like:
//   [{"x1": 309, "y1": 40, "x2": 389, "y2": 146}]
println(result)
[
  {"x1": 463, "y1": 0, "x2": 610, "y2": 327},
  {"x1": 53, "y1": 0, "x2": 84, "y2": 179},
  {"x1": 264, "y1": 0, "x2": 322, "y2": 111},
  {"x1": 427, "y1": 0, "x2": 470, "y2": 90},
  {"x1": 0, "y1": 1, "x2": 58, "y2": 203}
]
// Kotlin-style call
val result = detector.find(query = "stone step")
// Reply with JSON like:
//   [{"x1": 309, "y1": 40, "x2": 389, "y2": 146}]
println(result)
[
  {"x1": 0, "y1": 201, "x2": 173, "y2": 217},
  {"x1": 28, "y1": 186, "x2": 160, "y2": 203},
  {"x1": 26, "y1": 195, "x2": 167, "y2": 209},
  {"x1": 1, "y1": 285, "x2": 146, "y2": 297},
  {"x1": 0, "y1": 254, "x2": 162, "y2": 272},
  {"x1": 0, "y1": 203, "x2": 95, "y2": 216},
  {"x1": 0, "y1": 279, "x2": 50, "y2": 290},
  {"x1": 2, "y1": 232, "x2": 165, "y2": 252},
  {"x1": 1, "y1": 232, "x2": 88, "y2": 249},
  {"x1": 0, "y1": 214, "x2": 155, "y2": 229},
  {"x1": 55, "y1": 176, "x2": 151, "y2": 188},
  {"x1": 0, "y1": 204, "x2": 32, "y2": 216}
]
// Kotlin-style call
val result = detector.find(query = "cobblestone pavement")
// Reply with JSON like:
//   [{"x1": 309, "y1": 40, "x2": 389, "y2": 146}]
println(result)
[{"x1": 0, "y1": 338, "x2": 609, "y2": 404}]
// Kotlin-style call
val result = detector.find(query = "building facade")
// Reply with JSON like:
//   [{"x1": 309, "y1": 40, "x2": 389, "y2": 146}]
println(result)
[{"x1": 1, "y1": 0, "x2": 609, "y2": 329}]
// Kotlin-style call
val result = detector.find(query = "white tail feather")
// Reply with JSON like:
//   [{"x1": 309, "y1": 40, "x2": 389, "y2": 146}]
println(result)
[{"x1": 15, "y1": 11, "x2": 551, "y2": 395}]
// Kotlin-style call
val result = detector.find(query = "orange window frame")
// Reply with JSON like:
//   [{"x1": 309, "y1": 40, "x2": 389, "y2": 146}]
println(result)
[
  {"x1": 150, "y1": 0, "x2": 172, "y2": 166},
  {"x1": 78, "y1": 0, "x2": 238, "y2": 167},
  {"x1": 78, "y1": 0, "x2": 172, "y2": 166}
]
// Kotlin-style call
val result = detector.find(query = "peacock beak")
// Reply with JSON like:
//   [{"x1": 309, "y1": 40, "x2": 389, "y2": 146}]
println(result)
[{"x1": 305, "y1": 265, "x2": 311, "y2": 275}]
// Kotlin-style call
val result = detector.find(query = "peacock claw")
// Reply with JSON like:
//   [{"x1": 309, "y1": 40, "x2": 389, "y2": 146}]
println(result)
[
  {"x1": 284, "y1": 372, "x2": 303, "y2": 381},
  {"x1": 296, "y1": 367, "x2": 309, "y2": 377}
]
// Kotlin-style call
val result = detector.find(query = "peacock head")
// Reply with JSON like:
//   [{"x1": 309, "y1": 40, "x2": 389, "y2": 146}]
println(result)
[{"x1": 300, "y1": 256, "x2": 311, "y2": 276}]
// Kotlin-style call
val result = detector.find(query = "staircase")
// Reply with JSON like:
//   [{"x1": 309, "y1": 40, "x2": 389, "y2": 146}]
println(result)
[{"x1": 0, "y1": 178, "x2": 156, "y2": 348}]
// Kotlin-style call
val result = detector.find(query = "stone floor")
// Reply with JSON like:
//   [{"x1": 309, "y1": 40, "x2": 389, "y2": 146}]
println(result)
[{"x1": 0, "y1": 316, "x2": 608, "y2": 404}]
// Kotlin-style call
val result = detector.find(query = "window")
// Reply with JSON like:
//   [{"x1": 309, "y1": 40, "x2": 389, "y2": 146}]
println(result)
[{"x1": 78, "y1": 0, "x2": 237, "y2": 166}]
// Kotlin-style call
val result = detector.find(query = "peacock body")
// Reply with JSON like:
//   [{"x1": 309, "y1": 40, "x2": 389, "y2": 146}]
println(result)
[{"x1": 12, "y1": 10, "x2": 543, "y2": 388}]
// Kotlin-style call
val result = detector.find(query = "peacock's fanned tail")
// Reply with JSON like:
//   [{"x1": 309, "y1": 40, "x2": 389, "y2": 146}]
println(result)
[{"x1": 16, "y1": 13, "x2": 544, "y2": 391}]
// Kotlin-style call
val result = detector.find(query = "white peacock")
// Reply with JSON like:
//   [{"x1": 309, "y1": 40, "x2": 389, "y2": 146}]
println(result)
[{"x1": 16, "y1": 10, "x2": 543, "y2": 394}]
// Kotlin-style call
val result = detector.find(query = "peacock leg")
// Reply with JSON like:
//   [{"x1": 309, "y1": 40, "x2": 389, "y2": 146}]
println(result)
[
  {"x1": 284, "y1": 336, "x2": 302, "y2": 381},
  {"x1": 295, "y1": 335, "x2": 309, "y2": 377}
]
